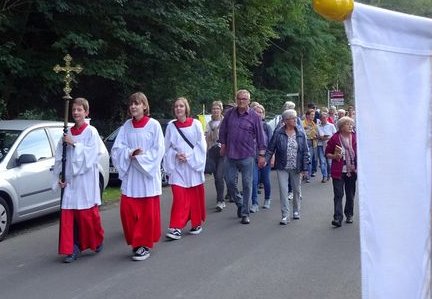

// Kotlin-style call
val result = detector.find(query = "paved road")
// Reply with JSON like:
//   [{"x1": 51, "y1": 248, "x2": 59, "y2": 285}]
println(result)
[{"x1": 0, "y1": 172, "x2": 361, "y2": 299}]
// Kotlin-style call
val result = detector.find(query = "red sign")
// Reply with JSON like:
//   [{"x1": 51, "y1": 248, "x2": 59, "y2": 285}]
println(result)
[
  {"x1": 330, "y1": 90, "x2": 344, "y2": 106},
  {"x1": 330, "y1": 90, "x2": 344, "y2": 98}
]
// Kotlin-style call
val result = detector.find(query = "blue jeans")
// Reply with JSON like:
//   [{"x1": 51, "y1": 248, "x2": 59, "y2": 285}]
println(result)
[
  {"x1": 307, "y1": 140, "x2": 317, "y2": 178},
  {"x1": 225, "y1": 157, "x2": 254, "y2": 216},
  {"x1": 317, "y1": 146, "x2": 328, "y2": 178},
  {"x1": 252, "y1": 162, "x2": 271, "y2": 205}
]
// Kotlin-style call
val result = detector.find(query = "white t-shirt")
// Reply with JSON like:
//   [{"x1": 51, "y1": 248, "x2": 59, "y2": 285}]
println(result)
[{"x1": 317, "y1": 123, "x2": 337, "y2": 146}]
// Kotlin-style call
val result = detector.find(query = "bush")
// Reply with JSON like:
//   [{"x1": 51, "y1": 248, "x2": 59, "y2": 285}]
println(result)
[
  {"x1": 17, "y1": 108, "x2": 58, "y2": 120},
  {"x1": 0, "y1": 99, "x2": 6, "y2": 119}
]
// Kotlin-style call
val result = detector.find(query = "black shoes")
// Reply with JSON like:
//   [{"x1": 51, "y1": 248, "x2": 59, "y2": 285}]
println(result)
[
  {"x1": 63, "y1": 245, "x2": 80, "y2": 263},
  {"x1": 331, "y1": 219, "x2": 342, "y2": 227},
  {"x1": 346, "y1": 216, "x2": 353, "y2": 223},
  {"x1": 241, "y1": 216, "x2": 250, "y2": 224}
]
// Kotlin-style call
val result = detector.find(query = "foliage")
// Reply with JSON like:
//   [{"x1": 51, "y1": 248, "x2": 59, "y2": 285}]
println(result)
[
  {"x1": 17, "y1": 108, "x2": 57, "y2": 120},
  {"x1": 1, "y1": 0, "x2": 429, "y2": 123},
  {"x1": 0, "y1": 98, "x2": 6, "y2": 119}
]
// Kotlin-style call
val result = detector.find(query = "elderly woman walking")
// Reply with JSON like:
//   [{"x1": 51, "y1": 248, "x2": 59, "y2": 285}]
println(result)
[
  {"x1": 265, "y1": 109, "x2": 310, "y2": 225},
  {"x1": 325, "y1": 116, "x2": 357, "y2": 228}
]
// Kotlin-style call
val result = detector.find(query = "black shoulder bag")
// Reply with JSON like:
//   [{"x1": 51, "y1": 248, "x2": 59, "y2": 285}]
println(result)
[{"x1": 174, "y1": 122, "x2": 194, "y2": 149}]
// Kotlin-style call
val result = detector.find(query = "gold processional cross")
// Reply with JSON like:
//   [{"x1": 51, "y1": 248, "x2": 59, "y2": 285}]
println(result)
[
  {"x1": 53, "y1": 54, "x2": 83, "y2": 99},
  {"x1": 53, "y1": 54, "x2": 83, "y2": 188}
]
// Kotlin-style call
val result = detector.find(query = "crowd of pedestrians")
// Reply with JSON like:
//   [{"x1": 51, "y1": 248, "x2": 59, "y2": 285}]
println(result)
[{"x1": 54, "y1": 90, "x2": 357, "y2": 263}]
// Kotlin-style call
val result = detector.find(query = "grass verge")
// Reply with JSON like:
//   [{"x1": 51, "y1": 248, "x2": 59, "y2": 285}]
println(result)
[{"x1": 102, "y1": 186, "x2": 121, "y2": 205}]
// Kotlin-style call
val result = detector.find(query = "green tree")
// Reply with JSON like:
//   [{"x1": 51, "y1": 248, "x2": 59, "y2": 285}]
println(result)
[{"x1": 0, "y1": 0, "x2": 284, "y2": 131}]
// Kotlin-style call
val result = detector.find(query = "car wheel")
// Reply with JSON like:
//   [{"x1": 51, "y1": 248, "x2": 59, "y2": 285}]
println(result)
[{"x1": 0, "y1": 197, "x2": 11, "y2": 242}]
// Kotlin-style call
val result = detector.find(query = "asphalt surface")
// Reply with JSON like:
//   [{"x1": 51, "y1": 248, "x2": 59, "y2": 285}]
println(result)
[{"x1": 0, "y1": 171, "x2": 361, "y2": 299}]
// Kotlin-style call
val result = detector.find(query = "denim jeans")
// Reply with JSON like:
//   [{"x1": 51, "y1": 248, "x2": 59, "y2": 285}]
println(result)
[
  {"x1": 252, "y1": 162, "x2": 271, "y2": 205},
  {"x1": 307, "y1": 140, "x2": 317, "y2": 178},
  {"x1": 317, "y1": 146, "x2": 328, "y2": 178},
  {"x1": 225, "y1": 157, "x2": 254, "y2": 216}
]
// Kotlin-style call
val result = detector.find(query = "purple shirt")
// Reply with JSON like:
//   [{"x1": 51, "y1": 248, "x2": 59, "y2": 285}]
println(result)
[{"x1": 219, "y1": 107, "x2": 266, "y2": 159}]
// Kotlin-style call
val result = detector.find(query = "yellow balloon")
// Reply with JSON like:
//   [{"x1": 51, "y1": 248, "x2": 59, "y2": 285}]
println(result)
[{"x1": 312, "y1": 0, "x2": 354, "y2": 22}]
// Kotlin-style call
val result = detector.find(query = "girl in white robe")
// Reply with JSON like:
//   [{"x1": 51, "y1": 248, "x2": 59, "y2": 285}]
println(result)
[
  {"x1": 164, "y1": 97, "x2": 206, "y2": 240},
  {"x1": 111, "y1": 92, "x2": 165, "y2": 261},
  {"x1": 53, "y1": 98, "x2": 104, "y2": 263}
]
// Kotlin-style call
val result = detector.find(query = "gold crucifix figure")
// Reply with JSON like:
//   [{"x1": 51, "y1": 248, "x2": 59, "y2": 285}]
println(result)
[{"x1": 53, "y1": 54, "x2": 83, "y2": 98}]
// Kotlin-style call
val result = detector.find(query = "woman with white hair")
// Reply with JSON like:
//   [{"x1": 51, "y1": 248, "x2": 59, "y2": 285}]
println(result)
[
  {"x1": 325, "y1": 116, "x2": 357, "y2": 228},
  {"x1": 265, "y1": 109, "x2": 310, "y2": 225},
  {"x1": 337, "y1": 109, "x2": 346, "y2": 122}
]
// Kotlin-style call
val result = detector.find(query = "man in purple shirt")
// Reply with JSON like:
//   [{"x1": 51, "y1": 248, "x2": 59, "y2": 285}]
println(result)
[{"x1": 219, "y1": 89, "x2": 266, "y2": 224}]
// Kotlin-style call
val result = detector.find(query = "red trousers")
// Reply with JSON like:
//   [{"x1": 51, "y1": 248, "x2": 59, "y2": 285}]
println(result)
[
  {"x1": 169, "y1": 184, "x2": 206, "y2": 229},
  {"x1": 120, "y1": 195, "x2": 161, "y2": 249},
  {"x1": 58, "y1": 206, "x2": 104, "y2": 255}
]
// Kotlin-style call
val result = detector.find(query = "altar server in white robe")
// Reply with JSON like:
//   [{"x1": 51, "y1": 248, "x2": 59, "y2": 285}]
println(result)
[
  {"x1": 53, "y1": 97, "x2": 105, "y2": 263},
  {"x1": 164, "y1": 97, "x2": 206, "y2": 240},
  {"x1": 111, "y1": 92, "x2": 165, "y2": 261}
]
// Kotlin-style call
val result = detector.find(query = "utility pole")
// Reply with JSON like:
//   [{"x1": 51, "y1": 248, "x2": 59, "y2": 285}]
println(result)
[
  {"x1": 300, "y1": 53, "x2": 304, "y2": 115},
  {"x1": 232, "y1": 1, "x2": 237, "y2": 100}
]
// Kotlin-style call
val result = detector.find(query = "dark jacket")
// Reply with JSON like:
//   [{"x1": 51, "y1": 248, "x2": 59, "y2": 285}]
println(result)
[{"x1": 265, "y1": 126, "x2": 310, "y2": 172}]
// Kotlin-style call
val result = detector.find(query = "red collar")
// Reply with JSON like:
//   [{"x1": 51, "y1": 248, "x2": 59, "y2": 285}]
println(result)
[
  {"x1": 70, "y1": 123, "x2": 88, "y2": 136},
  {"x1": 132, "y1": 116, "x2": 150, "y2": 128},
  {"x1": 175, "y1": 117, "x2": 193, "y2": 128}
]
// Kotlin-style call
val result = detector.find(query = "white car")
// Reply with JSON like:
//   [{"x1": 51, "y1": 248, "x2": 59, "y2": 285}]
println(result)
[{"x1": 0, "y1": 120, "x2": 109, "y2": 241}]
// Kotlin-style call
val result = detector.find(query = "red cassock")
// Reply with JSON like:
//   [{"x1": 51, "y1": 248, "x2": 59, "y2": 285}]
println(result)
[
  {"x1": 169, "y1": 184, "x2": 206, "y2": 229},
  {"x1": 58, "y1": 206, "x2": 104, "y2": 255},
  {"x1": 120, "y1": 195, "x2": 161, "y2": 249}
]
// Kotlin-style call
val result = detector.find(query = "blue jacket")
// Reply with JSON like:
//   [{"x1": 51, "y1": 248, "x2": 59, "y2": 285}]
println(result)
[{"x1": 265, "y1": 126, "x2": 310, "y2": 172}]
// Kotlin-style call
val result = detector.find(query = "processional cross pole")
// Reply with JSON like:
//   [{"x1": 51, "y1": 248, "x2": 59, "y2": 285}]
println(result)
[{"x1": 53, "y1": 54, "x2": 83, "y2": 187}]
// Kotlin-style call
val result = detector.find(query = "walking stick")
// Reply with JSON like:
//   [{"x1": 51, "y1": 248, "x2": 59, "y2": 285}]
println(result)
[{"x1": 53, "y1": 54, "x2": 83, "y2": 249}]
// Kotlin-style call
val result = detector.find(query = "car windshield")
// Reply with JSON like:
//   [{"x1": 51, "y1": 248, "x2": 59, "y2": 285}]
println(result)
[{"x1": 0, "y1": 130, "x2": 21, "y2": 163}]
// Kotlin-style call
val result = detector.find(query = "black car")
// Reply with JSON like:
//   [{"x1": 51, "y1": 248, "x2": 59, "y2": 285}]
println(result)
[{"x1": 104, "y1": 119, "x2": 170, "y2": 187}]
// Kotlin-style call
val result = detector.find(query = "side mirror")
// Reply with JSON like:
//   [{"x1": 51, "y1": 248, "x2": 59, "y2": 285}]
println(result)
[{"x1": 17, "y1": 154, "x2": 37, "y2": 166}]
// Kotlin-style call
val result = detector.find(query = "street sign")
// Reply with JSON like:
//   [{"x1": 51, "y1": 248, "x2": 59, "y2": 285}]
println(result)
[{"x1": 330, "y1": 90, "x2": 344, "y2": 106}]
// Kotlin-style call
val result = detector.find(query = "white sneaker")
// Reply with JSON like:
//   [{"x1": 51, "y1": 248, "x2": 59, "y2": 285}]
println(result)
[
  {"x1": 250, "y1": 204, "x2": 259, "y2": 213},
  {"x1": 216, "y1": 201, "x2": 226, "y2": 212},
  {"x1": 166, "y1": 228, "x2": 182, "y2": 240},
  {"x1": 131, "y1": 247, "x2": 150, "y2": 261},
  {"x1": 288, "y1": 192, "x2": 293, "y2": 200},
  {"x1": 262, "y1": 199, "x2": 271, "y2": 209},
  {"x1": 189, "y1": 226, "x2": 202, "y2": 235},
  {"x1": 280, "y1": 216, "x2": 289, "y2": 225},
  {"x1": 293, "y1": 211, "x2": 300, "y2": 220}
]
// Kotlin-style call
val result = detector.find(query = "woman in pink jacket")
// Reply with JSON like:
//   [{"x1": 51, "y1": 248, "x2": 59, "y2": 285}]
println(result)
[{"x1": 325, "y1": 116, "x2": 357, "y2": 228}]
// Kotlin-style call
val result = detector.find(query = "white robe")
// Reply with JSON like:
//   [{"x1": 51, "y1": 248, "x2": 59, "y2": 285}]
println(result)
[
  {"x1": 111, "y1": 118, "x2": 165, "y2": 198},
  {"x1": 163, "y1": 119, "x2": 206, "y2": 188},
  {"x1": 53, "y1": 125, "x2": 102, "y2": 210}
]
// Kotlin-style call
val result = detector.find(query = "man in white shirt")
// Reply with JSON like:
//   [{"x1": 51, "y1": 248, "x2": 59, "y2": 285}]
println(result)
[{"x1": 317, "y1": 112, "x2": 337, "y2": 182}]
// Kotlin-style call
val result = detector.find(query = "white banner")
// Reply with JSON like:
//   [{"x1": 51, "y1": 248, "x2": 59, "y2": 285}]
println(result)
[{"x1": 345, "y1": 3, "x2": 432, "y2": 299}]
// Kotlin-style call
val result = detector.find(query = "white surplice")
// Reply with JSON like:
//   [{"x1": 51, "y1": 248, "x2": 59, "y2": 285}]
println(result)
[
  {"x1": 111, "y1": 118, "x2": 165, "y2": 198},
  {"x1": 163, "y1": 119, "x2": 206, "y2": 188},
  {"x1": 53, "y1": 125, "x2": 103, "y2": 209}
]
